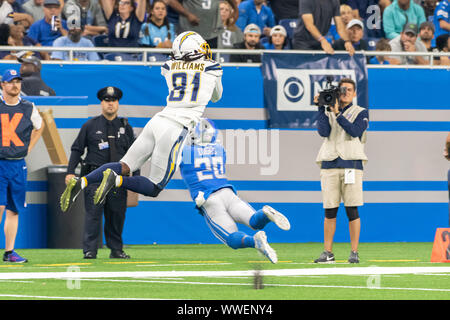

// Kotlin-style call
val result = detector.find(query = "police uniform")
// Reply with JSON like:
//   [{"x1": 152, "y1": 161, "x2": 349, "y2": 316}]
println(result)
[{"x1": 66, "y1": 86, "x2": 137, "y2": 259}]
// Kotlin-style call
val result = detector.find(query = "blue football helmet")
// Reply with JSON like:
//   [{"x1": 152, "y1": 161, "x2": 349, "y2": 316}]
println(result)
[{"x1": 193, "y1": 118, "x2": 218, "y2": 145}]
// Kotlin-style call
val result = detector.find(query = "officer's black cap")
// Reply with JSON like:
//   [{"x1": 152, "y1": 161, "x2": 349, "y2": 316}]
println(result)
[{"x1": 97, "y1": 86, "x2": 123, "y2": 101}]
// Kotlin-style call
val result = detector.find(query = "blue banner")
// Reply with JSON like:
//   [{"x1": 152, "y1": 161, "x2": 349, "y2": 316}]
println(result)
[{"x1": 261, "y1": 53, "x2": 369, "y2": 128}]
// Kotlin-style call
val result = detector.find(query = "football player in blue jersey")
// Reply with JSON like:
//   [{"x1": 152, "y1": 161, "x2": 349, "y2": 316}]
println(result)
[{"x1": 179, "y1": 118, "x2": 291, "y2": 264}]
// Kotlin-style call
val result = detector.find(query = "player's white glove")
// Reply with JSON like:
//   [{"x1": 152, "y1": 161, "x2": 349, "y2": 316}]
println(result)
[{"x1": 195, "y1": 191, "x2": 206, "y2": 207}]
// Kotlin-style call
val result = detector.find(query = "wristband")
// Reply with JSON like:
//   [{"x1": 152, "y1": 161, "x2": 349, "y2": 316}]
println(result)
[{"x1": 317, "y1": 36, "x2": 324, "y2": 42}]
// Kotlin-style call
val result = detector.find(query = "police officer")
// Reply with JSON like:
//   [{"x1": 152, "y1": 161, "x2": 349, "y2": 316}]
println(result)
[
  {"x1": 0, "y1": 69, "x2": 44, "y2": 263},
  {"x1": 65, "y1": 86, "x2": 137, "y2": 259}
]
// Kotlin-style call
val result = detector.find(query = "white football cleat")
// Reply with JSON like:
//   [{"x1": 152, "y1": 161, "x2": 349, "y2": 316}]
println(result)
[
  {"x1": 263, "y1": 205, "x2": 291, "y2": 231},
  {"x1": 254, "y1": 231, "x2": 278, "y2": 264}
]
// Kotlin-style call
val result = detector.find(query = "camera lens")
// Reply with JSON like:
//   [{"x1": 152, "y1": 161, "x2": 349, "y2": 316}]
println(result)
[{"x1": 324, "y1": 94, "x2": 332, "y2": 103}]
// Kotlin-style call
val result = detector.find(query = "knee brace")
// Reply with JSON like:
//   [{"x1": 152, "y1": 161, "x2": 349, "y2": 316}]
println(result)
[
  {"x1": 345, "y1": 206, "x2": 359, "y2": 221},
  {"x1": 325, "y1": 207, "x2": 338, "y2": 219}
]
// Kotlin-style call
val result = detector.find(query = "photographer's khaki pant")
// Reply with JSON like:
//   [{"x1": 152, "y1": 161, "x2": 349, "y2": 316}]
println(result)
[{"x1": 320, "y1": 168, "x2": 364, "y2": 209}]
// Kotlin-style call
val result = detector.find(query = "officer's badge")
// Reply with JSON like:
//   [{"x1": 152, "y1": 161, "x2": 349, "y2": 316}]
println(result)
[{"x1": 107, "y1": 87, "x2": 115, "y2": 96}]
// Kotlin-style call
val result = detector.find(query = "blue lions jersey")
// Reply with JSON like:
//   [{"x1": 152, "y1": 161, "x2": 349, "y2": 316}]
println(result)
[{"x1": 180, "y1": 142, "x2": 235, "y2": 201}]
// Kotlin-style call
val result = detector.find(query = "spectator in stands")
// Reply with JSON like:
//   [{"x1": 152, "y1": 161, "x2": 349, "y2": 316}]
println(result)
[
  {"x1": 369, "y1": 37, "x2": 400, "y2": 64},
  {"x1": 0, "y1": 23, "x2": 15, "y2": 59},
  {"x1": 51, "y1": 25, "x2": 100, "y2": 60},
  {"x1": 328, "y1": 4, "x2": 355, "y2": 43},
  {"x1": 169, "y1": 0, "x2": 221, "y2": 48},
  {"x1": 139, "y1": 0, "x2": 175, "y2": 48},
  {"x1": 333, "y1": 19, "x2": 369, "y2": 51},
  {"x1": 433, "y1": 0, "x2": 450, "y2": 40},
  {"x1": 383, "y1": 0, "x2": 426, "y2": 40},
  {"x1": 389, "y1": 22, "x2": 429, "y2": 64},
  {"x1": 268, "y1": 0, "x2": 298, "y2": 21},
  {"x1": 435, "y1": 33, "x2": 450, "y2": 65},
  {"x1": 0, "y1": 0, "x2": 34, "y2": 27},
  {"x1": 217, "y1": 0, "x2": 243, "y2": 49},
  {"x1": 100, "y1": 0, "x2": 146, "y2": 47},
  {"x1": 17, "y1": 53, "x2": 56, "y2": 95},
  {"x1": 236, "y1": 0, "x2": 276, "y2": 37},
  {"x1": 263, "y1": 25, "x2": 288, "y2": 49},
  {"x1": 418, "y1": 21, "x2": 435, "y2": 50},
  {"x1": 423, "y1": 0, "x2": 437, "y2": 21},
  {"x1": 340, "y1": 4, "x2": 355, "y2": 27},
  {"x1": 63, "y1": 0, "x2": 108, "y2": 37},
  {"x1": 27, "y1": 0, "x2": 68, "y2": 46},
  {"x1": 347, "y1": 0, "x2": 390, "y2": 38},
  {"x1": 8, "y1": 24, "x2": 50, "y2": 59},
  {"x1": 230, "y1": 23, "x2": 263, "y2": 63},
  {"x1": 22, "y1": 0, "x2": 44, "y2": 22},
  {"x1": 292, "y1": 0, "x2": 355, "y2": 56}
]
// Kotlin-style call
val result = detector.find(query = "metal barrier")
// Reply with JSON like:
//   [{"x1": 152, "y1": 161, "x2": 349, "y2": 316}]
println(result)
[{"x1": 1, "y1": 45, "x2": 450, "y2": 67}]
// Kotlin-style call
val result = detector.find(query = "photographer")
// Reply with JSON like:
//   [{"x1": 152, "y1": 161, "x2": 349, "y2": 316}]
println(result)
[{"x1": 313, "y1": 78, "x2": 369, "y2": 264}]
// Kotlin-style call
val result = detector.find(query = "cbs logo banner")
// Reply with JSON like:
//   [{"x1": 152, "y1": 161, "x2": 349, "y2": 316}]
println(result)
[{"x1": 276, "y1": 69, "x2": 356, "y2": 111}]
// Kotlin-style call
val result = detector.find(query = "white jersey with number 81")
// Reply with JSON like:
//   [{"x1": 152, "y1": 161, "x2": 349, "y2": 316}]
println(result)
[{"x1": 159, "y1": 59, "x2": 223, "y2": 128}]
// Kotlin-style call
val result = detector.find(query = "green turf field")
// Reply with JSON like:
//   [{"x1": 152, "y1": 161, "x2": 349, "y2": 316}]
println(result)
[{"x1": 0, "y1": 242, "x2": 449, "y2": 301}]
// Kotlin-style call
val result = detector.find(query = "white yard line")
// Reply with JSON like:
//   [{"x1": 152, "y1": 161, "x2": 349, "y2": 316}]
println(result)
[
  {"x1": 0, "y1": 294, "x2": 171, "y2": 300},
  {"x1": 79, "y1": 278, "x2": 450, "y2": 293},
  {"x1": 0, "y1": 266, "x2": 449, "y2": 280}
]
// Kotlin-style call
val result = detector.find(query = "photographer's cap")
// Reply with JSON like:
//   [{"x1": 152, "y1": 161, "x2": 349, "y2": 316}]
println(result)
[
  {"x1": 244, "y1": 23, "x2": 261, "y2": 35},
  {"x1": 403, "y1": 23, "x2": 418, "y2": 36},
  {"x1": 347, "y1": 19, "x2": 364, "y2": 30}
]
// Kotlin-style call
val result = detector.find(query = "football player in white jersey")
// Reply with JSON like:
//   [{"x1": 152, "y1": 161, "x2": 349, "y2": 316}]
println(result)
[{"x1": 60, "y1": 31, "x2": 223, "y2": 212}]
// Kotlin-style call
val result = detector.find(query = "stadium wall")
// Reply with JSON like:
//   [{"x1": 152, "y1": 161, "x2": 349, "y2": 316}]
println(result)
[{"x1": 0, "y1": 63, "x2": 448, "y2": 248}]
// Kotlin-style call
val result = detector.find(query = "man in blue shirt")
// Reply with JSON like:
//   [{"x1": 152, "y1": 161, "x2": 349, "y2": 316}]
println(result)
[
  {"x1": 433, "y1": 0, "x2": 450, "y2": 39},
  {"x1": 236, "y1": 0, "x2": 275, "y2": 37},
  {"x1": 179, "y1": 118, "x2": 291, "y2": 264},
  {"x1": 27, "y1": 0, "x2": 68, "y2": 46},
  {"x1": 51, "y1": 25, "x2": 100, "y2": 61},
  {"x1": 0, "y1": 69, "x2": 44, "y2": 263}
]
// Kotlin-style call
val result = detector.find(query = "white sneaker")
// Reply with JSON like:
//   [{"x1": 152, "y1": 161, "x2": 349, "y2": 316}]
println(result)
[
  {"x1": 262, "y1": 205, "x2": 291, "y2": 231},
  {"x1": 254, "y1": 231, "x2": 278, "y2": 264}
]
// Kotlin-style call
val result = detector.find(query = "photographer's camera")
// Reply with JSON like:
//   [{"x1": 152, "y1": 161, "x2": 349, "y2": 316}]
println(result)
[{"x1": 317, "y1": 76, "x2": 347, "y2": 107}]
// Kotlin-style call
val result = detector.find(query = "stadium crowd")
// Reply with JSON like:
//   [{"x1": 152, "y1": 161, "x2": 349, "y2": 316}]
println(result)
[{"x1": 0, "y1": 0, "x2": 448, "y2": 64}]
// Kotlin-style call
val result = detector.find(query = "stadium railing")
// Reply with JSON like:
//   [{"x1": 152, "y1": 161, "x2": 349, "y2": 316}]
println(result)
[{"x1": 1, "y1": 45, "x2": 450, "y2": 67}]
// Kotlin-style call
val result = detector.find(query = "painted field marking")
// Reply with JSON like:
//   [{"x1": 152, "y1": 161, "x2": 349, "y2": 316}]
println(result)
[
  {"x1": 0, "y1": 294, "x2": 170, "y2": 300},
  {"x1": 136, "y1": 263, "x2": 233, "y2": 267},
  {"x1": 78, "y1": 278, "x2": 450, "y2": 293},
  {"x1": 34, "y1": 263, "x2": 92, "y2": 267},
  {"x1": 104, "y1": 261, "x2": 157, "y2": 265},
  {"x1": 0, "y1": 266, "x2": 449, "y2": 280}
]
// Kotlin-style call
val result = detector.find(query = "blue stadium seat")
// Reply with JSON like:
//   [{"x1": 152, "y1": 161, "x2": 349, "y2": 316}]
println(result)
[
  {"x1": 279, "y1": 19, "x2": 298, "y2": 40},
  {"x1": 366, "y1": 37, "x2": 379, "y2": 51},
  {"x1": 104, "y1": 52, "x2": 142, "y2": 61},
  {"x1": 147, "y1": 53, "x2": 169, "y2": 62},
  {"x1": 92, "y1": 34, "x2": 109, "y2": 47},
  {"x1": 260, "y1": 36, "x2": 269, "y2": 47},
  {"x1": 218, "y1": 54, "x2": 230, "y2": 63}
]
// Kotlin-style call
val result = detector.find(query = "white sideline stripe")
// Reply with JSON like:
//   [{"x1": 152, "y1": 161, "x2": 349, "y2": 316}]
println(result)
[
  {"x1": 80, "y1": 278, "x2": 450, "y2": 293},
  {"x1": 0, "y1": 294, "x2": 169, "y2": 300},
  {"x1": 0, "y1": 266, "x2": 450, "y2": 280}
]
